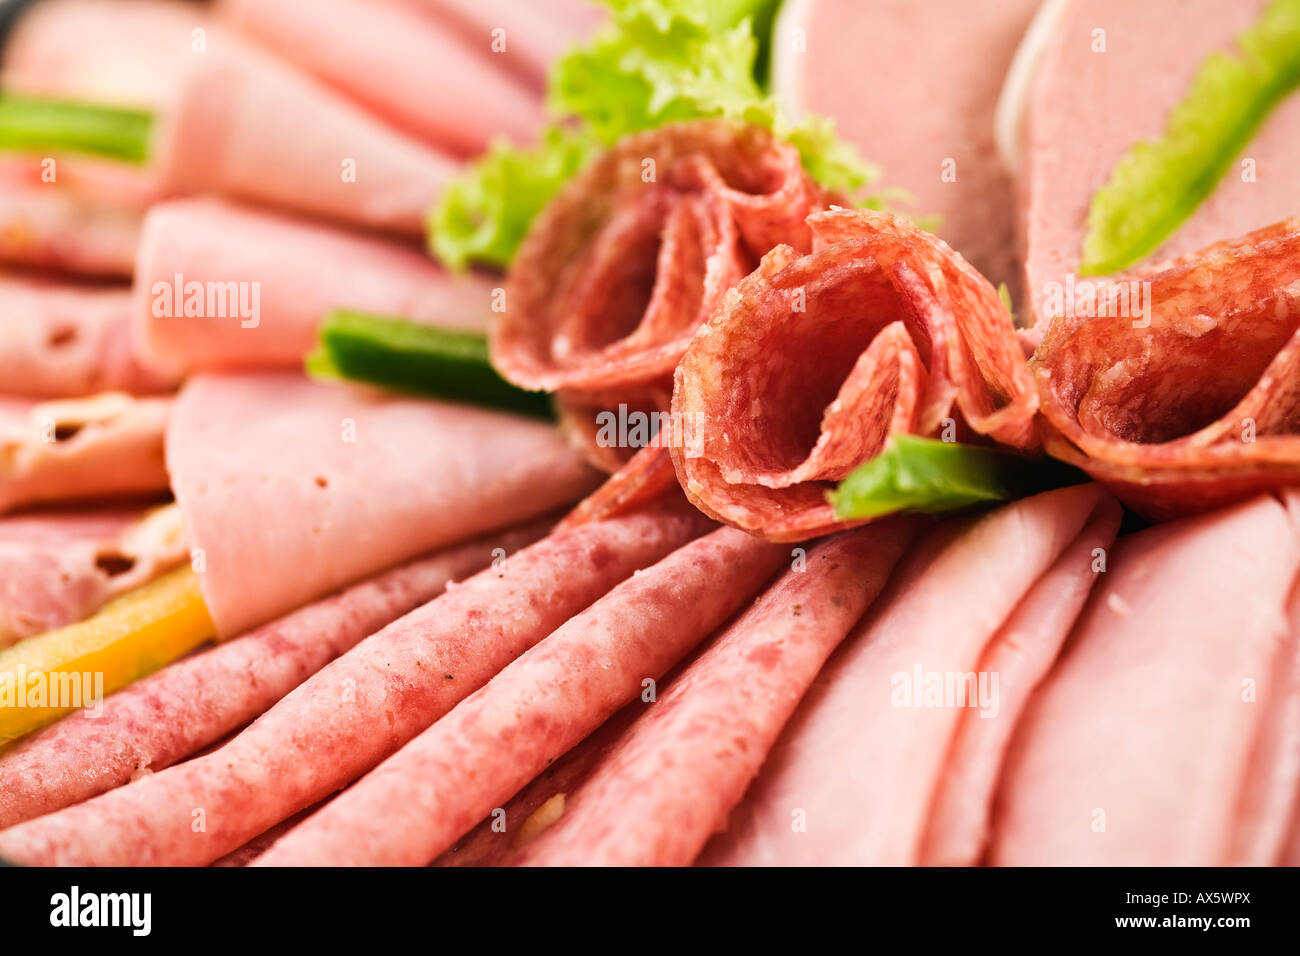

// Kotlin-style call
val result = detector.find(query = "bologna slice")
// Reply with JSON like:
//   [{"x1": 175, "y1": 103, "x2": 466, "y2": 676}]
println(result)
[
  {"x1": 990, "y1": 494, "x2": 1300, "y2": 865},
  {"x1": 1032, "y1": 219, "x2": 1300, "y2": 519},
  {"x1": 252, "y1": 526, "x2": 787, "y2": 866},
  {"x1": 700, "y1": 484, "x2": 1119, "y2": 866},
  {"x1": 0, "y1": 519, "x2": 549, "y2": 830},
  {"x1": 0, "y1": 501, "x2": 711, "y2": 866},
  {"x1": 166, "y1": 372, "x2": 598, "y2": 637},
  {"x1": 672, "y1": 208, "x2": 1038, "y2": 541},
  {"x1": 133, "y1": 198, "x2": 495, "y2": 374}
]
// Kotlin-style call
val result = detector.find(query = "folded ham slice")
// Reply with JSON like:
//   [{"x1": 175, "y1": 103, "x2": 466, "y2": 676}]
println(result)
[
  {"x1": 672, "y1": 208, "x2": 1039, "y2": 541},
  {"x1": 166, "y1": 372, "x2": 598, "y2": 638},
  {"x1": 0, "y1": 504, "x2": 185, "y2": 648},
  {"x1": 0, "y1": 278, "x2": 173, "y2": 397},
  {"x1": 218, "y1": 0, "x2": 541, "y2": 156},
  {"x1": 5, "y1": 0, "x2": 457, "y2": 235},
  {"x1": 990, "y1": 493, "x2": 1300, "y2": 865},
  {"x1": 133, "y1": 198, "x2": 495, "y2": 375},
  {"x1": 1032, "y1": 220, "x2": 1300, "y2": 519},
  {"x1": 700, "y1": 484, "x2": 1120, "y2": 865},
  {"x1": 0, "y1": 392, "x2": 170, "y2": 514}
]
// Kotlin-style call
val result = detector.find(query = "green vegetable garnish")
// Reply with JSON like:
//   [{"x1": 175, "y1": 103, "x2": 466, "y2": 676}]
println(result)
[
  {"x1": 306, "y1": 311, "x2": 553, "y2": 419},
  {"x1": 1080, "y1": 0, "x2": 1300, "y2": 275},
  {"x1": 0, "y1": 94, "x2": 153, "y2": 163}
]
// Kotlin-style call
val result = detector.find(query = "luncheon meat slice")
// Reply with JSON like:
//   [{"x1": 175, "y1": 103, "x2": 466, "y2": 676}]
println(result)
[
  {"x1": 252, "y1": 526, "x2": 787, "y2": 866},
  {"x1": 0, "y1": 393, "x2": 169, "y2": 513},
  {"x1": 1032, "y1": 220, "x2": 1300, "y2": 519},
  {"x1": 990, "y1": 494, "x2": 1300, "y2": 865},
  {"x1": 218, "y1": 0, "x2": 541, "y2": 155},
  {"x1": 700, "y1": 484, "x2": 1119, "y2": 866},
  {"x1": 0, "y1": 279, "x2": 173, "y2": 397},
  {"x1": 0, "y1": 519, "x2": 549, "y2": 829},
  {"x1": 0, "y1": 502, "x2": 711, "y2": 866},
  {"x1": 0, "y1": 504, "x2": 185, "y2": 648},
  {"x1": 133, "y1": 199, "x2": 494, "y2": 375},
  {"x1": 772, "y1": 0, "x2": 1039, "y2": 287},
  {"x1": 672, "y1": 208, "x2": 1038, "y2": 541},
  {"x1": 166, "y1": 372, "x2": 598, "y2": 637}
]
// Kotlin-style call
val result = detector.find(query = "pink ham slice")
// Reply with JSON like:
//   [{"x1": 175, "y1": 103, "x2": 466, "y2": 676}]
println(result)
[
  {"x1": 217, "y1": 0, "x2": 541, "y2": 156},
  {"x1": 0, "y1": 501, "x2": 712, "y2": 866},
  {"x1": 0, "y1": 519, "x2": 550, "y2": 830},
  {"x1": 772, "y1": 0, "x2": 1040, "y2": 288},
  {"x1": 0, "y1": 504, "x2": 185, "y2": 648},
  {"x1": 252, "y1": 525, "x2": 787, "y2": 866},
  {"x1": 133, "y1": 198, "x2": 494, "y2": 375},
  {"x1": 166, "y1": 372, "x2": 598, "y2": 638},
  {"x1": 0, "y1": 393, "x2": 170, "y2": 514},
  {"x1": 0, "y1": 278, "x2": 173, "y2": 397},
  {"x1": 989, "y1": 493, "x2": 1300, "y2": 865},
  {"x1": 5, "y1": 0, "x2": 458, "y2": 236},
  {"x1": 699, "y1": 484, "x2": 1120, "y2": 866}
]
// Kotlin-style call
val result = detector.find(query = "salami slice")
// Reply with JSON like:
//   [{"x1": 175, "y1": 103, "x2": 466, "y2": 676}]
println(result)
[
  {"x1": 1032, "y1": 219, "x2": 1300, "y2": 519},
  {"x1": 0, "y1": 502, "x2": 711, "y2": 866},
  {"x1": 251, "y1": 526, "x2": 787, "y2": 866},
  {"x1": 671, "y1": 208, "x2": 1039, "y2": 541}
]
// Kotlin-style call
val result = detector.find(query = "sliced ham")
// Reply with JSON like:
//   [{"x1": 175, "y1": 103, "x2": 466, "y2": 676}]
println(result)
[
  {"x1": 0, "y1": 501, "x2": 712, "y2": 866},
  {"x1": 990, "y1": 493, "x2": 1300, "y2": 865},
  {"x1": 0, "y1": 392, "x2": 170, "y2": 514},
  {"x1": 166, "y1": 372, "x2": 598, "y2": 637},
  {"x1": 773, "y1": 0, "x2": 1039, "y2": 288},
  {"x1": 218, "y1": 0, "x2": 541, "y2": 156},
  {"x1": 0, "y1": 278, "x2": 173, "y2": 397},
  {"x1": 0, "y1": 519, "x2": 550, "y2": 830},
  {"x1": 672, "y1": 208, "x2": 1039, "y2": 541},
  {"x1": 0, "y1": 503, "x2": 185, "y2": 648},
  {"x1": 133, "y1": 198, "x2": 495, "y2": 375},
  {"x1": 252, "y1": 525, "x2": 787, "y2": 866},
  {"x1": 700, "y1": 484, "x2": 1120, "y2": 866}
]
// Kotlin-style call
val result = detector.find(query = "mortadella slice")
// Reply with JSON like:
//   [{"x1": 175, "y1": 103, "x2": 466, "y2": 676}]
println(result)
[
  {"x1": 133, "y1": 198, "x2": 495, "y2": 374},
  {"x1": 700, "y1": 484, "x2": 1119, "y2": 866},
  {"x1": 166, "y1": 371, "x2": 598, "y2": 638}
]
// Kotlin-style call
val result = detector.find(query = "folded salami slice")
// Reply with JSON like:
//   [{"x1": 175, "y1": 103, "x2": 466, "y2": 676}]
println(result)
[
  {"x1": 252, "y1": 525, "x2": 786, "y2": 866},
  {"x1": 700, "y1": 484, "x2": 1119, "y2": 866},
  {"x1": 990, "y1": 493, "x2": 1300, "y2": 865},
  {"x1": 672, "y1": 208, "x2": 1039, "y2": 541},
  {"x1": 0, "y1": 392, "x2": 170, "y2": 514},
  {"x1": 0, "y1": 278, "x2": 173, "y2": 397},
  {"x1": 0, "y1": 519, "x2": 549, "y2": 830},
  {"x1": 218, "y1": 0, "x2": 541, "y2": 156},
  {"x1": 0, "y1": 502, "x2": 710, "y2": 866},
  {"x1": 133, "y1": 198, "x2": 495, "y2": 374},
  {"x1": 1032, "y1": 220, "x2": 1300, "y2": 519},
  {"x1": 166, "y1": 372, "x2": 598, "y2": 637}
]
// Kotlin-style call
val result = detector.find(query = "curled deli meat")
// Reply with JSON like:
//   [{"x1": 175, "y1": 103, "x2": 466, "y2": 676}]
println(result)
[
  {"x1": 1032, "y1": 219, "x2": 1300, "y2": 519},
  {"x1": 672, "y1": 208, "x2": 1039, "y2": 541}
]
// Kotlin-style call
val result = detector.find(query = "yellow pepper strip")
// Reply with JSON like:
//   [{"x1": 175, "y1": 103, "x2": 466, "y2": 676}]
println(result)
[{"x1": 0, "y1": 566, "x2": 214, "y2": 743}]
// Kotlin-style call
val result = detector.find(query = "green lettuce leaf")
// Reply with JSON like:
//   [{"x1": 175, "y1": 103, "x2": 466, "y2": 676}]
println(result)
[{"x1": 1080, "y1": 0, "x2": 1300, "y2": 276}]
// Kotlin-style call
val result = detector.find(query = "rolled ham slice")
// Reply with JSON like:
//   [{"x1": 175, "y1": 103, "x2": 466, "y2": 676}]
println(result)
[
  {"x1": 772, "y1": 0, "x2": 1040, "y2": 288},
  {"x1": 0, "y1": 519, "x2": 550, "y2": 830},
  {"x1": 0, "y1": 278, "x2": 173, "y2": 397},
  {"x1": 0, "y1": 501, "x2": 712, "y2": 866},
  {"x1": 990, "y1": 493, "x2": 1300, "y2": 865},
  {"x1": 0, "y1": 392, "x2": 169, "y2": 514},
  {"x1": 672, "y1": 208, "x2": 1039, "y2": 541},
  {"x1": 700, "y1": 484, "x2": 1120, "y2": 866},
  {"x1": 133, "y1": 198, "x2": 495, "y2": 375},
  {"x1": 5, "y1": 0, "x2": 458, "y2": 235},
  {"x1": 0, "y1": 503, "x2": 185, "y2": 648},
  {"x1": 166, "y1": 372, "x2": 598, "y2": 638},
  {"x1": 218, "y1": 0, "x2": 541, "y2": 156},
  {"x1": 253, "y1": 525, "x2": 787, "y2": 866}
]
